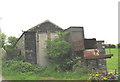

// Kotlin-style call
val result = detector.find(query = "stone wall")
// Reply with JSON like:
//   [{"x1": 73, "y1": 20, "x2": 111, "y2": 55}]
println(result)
[
  {"x1": 64, "y1": 27, "x2": 85, "y2": 51},
  {"x1": 97, "y1": 41, "x2": 106, "y2": 70},
  {"x1": 36, "y1": 32, "x2": 57, "y2": 67},
  {"x1": 25, "y1": 32, "x2": 37, "y2": 64},
  {"x1": 15, "y1": 34, "x2": 25, "y2": 57}
]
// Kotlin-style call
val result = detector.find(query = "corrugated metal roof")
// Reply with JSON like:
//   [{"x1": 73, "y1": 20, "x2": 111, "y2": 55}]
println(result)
[{"x1": 84, "y1": 54, "x2": 113, "y2": 59}]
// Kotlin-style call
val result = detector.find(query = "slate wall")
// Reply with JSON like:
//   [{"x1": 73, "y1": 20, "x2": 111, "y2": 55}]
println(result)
[{"x1": 25, "y1": 32, "x2": 37, "y2": 64}]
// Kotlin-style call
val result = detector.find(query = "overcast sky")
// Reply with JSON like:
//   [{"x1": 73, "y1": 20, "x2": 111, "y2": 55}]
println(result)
[{"x1": 0, "y1": 0, "x2": 119, "y2": 44}]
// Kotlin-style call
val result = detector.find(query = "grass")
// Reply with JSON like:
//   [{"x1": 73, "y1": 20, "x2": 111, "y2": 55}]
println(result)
[
  {"x1": 38, "y1": 72, "x2": 88, "y2": 80},
  {"x1": 2, "y1": 48, "x2": 119, "y2": 80},
  {"x1": 2, "y1": 71, "x2": 40, "y2": 80},
  {"x1": 2, "y1": 60, "x2": 88, "y2": 80},
  {"x1": 105, "y1": 48, "x2": 119, "y2": 72},
  {"x1": 2, "y1": 69, "x2": 88, "y2": 80}
]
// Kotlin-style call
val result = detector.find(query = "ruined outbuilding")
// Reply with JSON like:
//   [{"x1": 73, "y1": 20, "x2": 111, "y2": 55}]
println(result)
[{"x1": 14, "y1": 20, "x2": 113, "y2": 70}]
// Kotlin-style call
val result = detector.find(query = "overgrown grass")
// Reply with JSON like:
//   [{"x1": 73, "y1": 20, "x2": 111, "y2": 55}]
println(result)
[
  {"x1": 2, "y1": 60, "x2": 88, "y2": 80},
  {"x1": 2, "y1": 70, "x2": 40, "y2": 80},
  {"x1": 105, "y1": 48, "x2": 119, "y2": 72},
  {"x1": 2, "y1": 68, "x2": 88, "y2": 80},
  {"x1": 2, "y1": 48, "x2": 118, "y2": 80}
]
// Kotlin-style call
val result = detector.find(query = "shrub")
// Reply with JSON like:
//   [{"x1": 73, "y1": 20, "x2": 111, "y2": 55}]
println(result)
[
  {"x1": 72, "y1": 60, "x2": 88, "y2": 74},
  {"x1": 45, "y1": 32, "x2": 72, "y2": 71},
  {"x1": 3, "y1": 60, "x2": 44, "y2": 73},
  {"x1": 2, "y1": 59, "x2": 89, "y2": 80},
  {"x1": 46, "y1": 32, "x2": 70, "y2": 64}
]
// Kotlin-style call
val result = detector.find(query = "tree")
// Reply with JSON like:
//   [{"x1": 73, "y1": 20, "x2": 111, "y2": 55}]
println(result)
[
  {"x1": 0, "y1": 32, "x2": 7, "y2": 60},
  {"x1": 0, "y1": 33, "x2": 6, "y2": 48},
  {"x1": 118, "y1": 43, "x2": 120, "y2": 48},
  {"x1": 46, "y1": 32, "x2": 70, "y2": 62},
  {"x1": 7, "y1": 36, "x2": 18, "y2": 47},
  {"x1": 4, "y1": 36, "x2": 18, "y2": 60},
  {"x1": 46, "y1": 32, "x2": 88, "y2": 71},
  {"x1": 46, "y1": 32, "x2": 72, "y2": 70}
]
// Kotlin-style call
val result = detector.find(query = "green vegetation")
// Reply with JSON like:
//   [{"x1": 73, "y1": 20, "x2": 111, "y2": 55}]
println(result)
[
  {"x1": 0, "y1": 32, "x2": 18, "y2": 49},
  {"x1": 1, "y1": 31, "x2": 119, "y2": 80},
  {"x1": 2, "y1": 60, "x2": 88, "y2": 80},
  {"x1": 0, "y1": 33, "x2": 6, "y2": 48},
  {"x1": 46, "y1": 32, "x2": 71, "y2": 66},
  {"x1": 0, "y1": 33, "x2": 18, "y2": 60},
  {"x1": 2, "y1": 32, "x2": 89, "y2": 80},
  {"x1": 2, "y1": 48, "x2": 119, "y2": 80},
  {"x1": 105, "y1": 48, "x2": 118, "y2": 72},
  {"x1": 2, "y1": 60, "x2": 43, "y2": 80},
  {"x1": 46, "y1": 32, "x2": 88, "y2": 72},
  {"x1": 117, "y1": 43, "x2": 120, "y2": 48}
]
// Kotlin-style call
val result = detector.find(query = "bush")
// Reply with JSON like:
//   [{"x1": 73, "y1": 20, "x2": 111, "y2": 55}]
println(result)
[
  {"x1": 2, "y1": 59, "x2": 89, "y2": 80},
  {"x1": 45, "y1": 32, "x2": 72, "y2": 71},
  {"x1": 72, "y1": 60, "x2": 88, "y2": 74},
  {"x1": 46, "y1": 34, "x2": 70, "y2": 64},
  {"x1": 3, "y1": 60, "x2": 44, "y2": 73}
]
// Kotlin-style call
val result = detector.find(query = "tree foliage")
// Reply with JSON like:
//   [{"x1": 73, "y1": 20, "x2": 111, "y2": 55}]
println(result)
[
  {"x1": 7, "y1": 36, "x2": 18, "y2": 47},
  {"x1": 1, "y1": 35, "x2": 18, "y2": 60},
  {"x1": 46, "y1": 32, "x2": 70, "y2": 64},
  {"x1": 0, "y1": 33, "x2": 18, "y2": 60},
  {"x1": 0, "y1": 33, "x2": 6, "y2": 48},
  {"x1": 46, "y1": 32, "x2": 89, "y2": 72},
  {"x1": 117, "y1": 43, "x2": 120, "y2": 48},
  {"x1": 46, "y1": 32, "x2": 73, "y2": 71}
]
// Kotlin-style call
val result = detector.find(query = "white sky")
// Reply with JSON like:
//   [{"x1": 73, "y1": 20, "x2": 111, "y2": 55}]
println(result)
[{"x1": 0, "y1": 0, "x2": 119, "y2": 44}]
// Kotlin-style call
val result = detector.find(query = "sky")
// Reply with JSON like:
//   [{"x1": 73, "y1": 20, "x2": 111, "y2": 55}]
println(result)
[{"x1": 0, "y1": 0, "x2": 119, "y2": 44}]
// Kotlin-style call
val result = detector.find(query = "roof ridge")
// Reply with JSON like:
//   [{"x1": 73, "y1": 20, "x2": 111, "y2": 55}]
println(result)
[{"x1": 27, "y1": 20, "x2": 62, "y2": 31}]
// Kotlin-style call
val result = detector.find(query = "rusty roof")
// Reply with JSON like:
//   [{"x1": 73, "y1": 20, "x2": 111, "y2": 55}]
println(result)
[{"x1": 84, "y1": 54, "x2": 113, "y2": 59}]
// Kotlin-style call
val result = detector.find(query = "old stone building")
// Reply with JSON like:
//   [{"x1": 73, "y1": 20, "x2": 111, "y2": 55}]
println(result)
[
  {"x1": 15, "y1": 20, "x2": 63, "y2": 67},
  {"x1": 15, "y1": 20, "x2": 113, "y2": 69}
]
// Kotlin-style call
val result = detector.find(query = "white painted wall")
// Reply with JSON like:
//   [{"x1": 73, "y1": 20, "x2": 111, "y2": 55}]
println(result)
[{"x1": 36, "y1": 32, "x2": 57, "y2": 67}]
